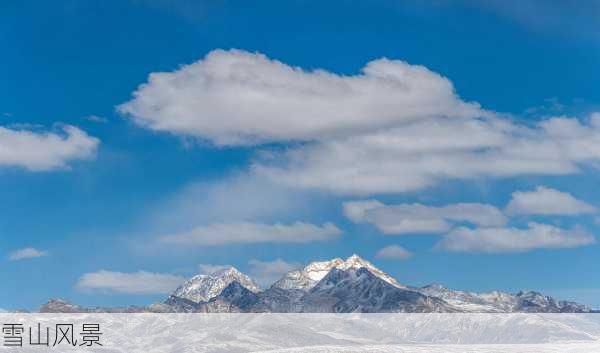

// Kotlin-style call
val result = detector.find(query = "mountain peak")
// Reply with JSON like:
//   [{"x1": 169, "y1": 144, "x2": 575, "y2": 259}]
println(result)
[
  {"x1": 39, "y1": 298, "x2": 85, "y2": 313},
  {"x1": 422, "y1": 283, "x2": 447, "y2": 291},
  {"x1": 211, "y1": 266, "x2": 242, "y2": 277},
  {"x1": 338, "y1": 254, "x2": 372, "y2": 269},
  {"x1": 171, "y1": 266, "x2": 260, "y2": 303},
  {"x1": 337, "y1": 254, "x2": 405, "y2": 289},
  {"x1": 272, "y1": 254, "x2": 405, "y2": 291}
]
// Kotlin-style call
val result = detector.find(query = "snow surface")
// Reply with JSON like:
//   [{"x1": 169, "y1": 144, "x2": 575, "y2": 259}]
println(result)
[{"x1": 0, "y1": 313, "x2": 598, "y2": 352}]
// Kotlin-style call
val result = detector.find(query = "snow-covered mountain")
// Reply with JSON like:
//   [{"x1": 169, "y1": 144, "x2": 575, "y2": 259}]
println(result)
[
  {"x1": 272, "y1": 254, "x2": 404, "y2": 291},
  {"x1": 417, "y1": 283, "x2": 591, "y2": 313},
  {"x1": 165, "y1": 254, "x2": 590, "y2": 313},
  {"x1": 418, "y1": 283, "x2": 517, "y2": 312},
  {"x1": 169, "y1": 266, "x2": 260, "y2": 303},
  {"x1": 39, "y1": 299, "x2": 86, "y2": 313},
  {"x1": 299, "y1": 266, "x2": 455, "y2": 313},
  {"x1": 35, "y1": 254, "x2": 594, "y2": 313}
]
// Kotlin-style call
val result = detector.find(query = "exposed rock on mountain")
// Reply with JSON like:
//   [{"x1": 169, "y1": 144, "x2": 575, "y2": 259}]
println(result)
[
  {"x1": 197, "y1": 282, "x2": 261, "y2": 313},
  {"x1": 39, "y1": 298, "x2": 150, "y2": 313},
  {"x1": 515, "y1": 291, "x2": 591, "y2": 313},
  {"x1": 39, "y1": 299, "x2": 87, "y2": 313},
  {"x1": 300, "y1": 267, "x2": 454, "y2": 313}
]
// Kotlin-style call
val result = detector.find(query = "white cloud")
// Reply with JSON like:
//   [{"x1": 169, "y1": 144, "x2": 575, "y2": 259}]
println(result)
[
  {"x1": 255, "y1": 115, "x2": 600, "y2": 195},
  {"x1": 159, "y1": 221, "x2": 342, "y2": 246},
  {"x1": 135, "y1": 173, "x2": 332, "y2": 255},
  {"x1": 0, "y1": 125, "x2": 99, "y2": 171},
  {"x1": 76, "y1": 270, "x2": 185, "y2": 294},
  {"x1": 248, "y1": 259, "x2": 300, "y2": 286},
  {"x1": 118, "y1": 49, "x2": 486, "y2": 146},
  {"x1": 343, "y1": 200, "x2": 386, "y2": 223},
  {"x1": 8, "y1": 247, "x2": 48, "y2": 261},
  {"x1": 198, "y1": 264, "x2": 232, "y2": 275},
  {"x1": 118, "y1": 49, "x2": 600, "y2": 195},
  {"x1": 436, "y1": 222, "x2": 595, "y2": 253},
  {"x1": 375, "y1": 245, "x2": 413, "y2": 260},
  {"x1": 506, "y1": 186, "x2": 596, "y2": 216},
  {"x1": 344, "y1": 200, "x2": 507, "y2": 234}
]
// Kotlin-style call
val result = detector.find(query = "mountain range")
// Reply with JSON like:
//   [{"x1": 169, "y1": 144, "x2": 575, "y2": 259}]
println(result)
[{"x1": 39, "y1": 254, "x2": 594, "y2": 313}]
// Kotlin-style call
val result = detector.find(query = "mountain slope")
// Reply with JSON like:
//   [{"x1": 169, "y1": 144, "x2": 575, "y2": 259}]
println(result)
[
  {"x1": 300, "y1": 267, "x2": 455, "y2": 313},
  {"x1": 197, "y1": 282, "x2": 261, "y2": 313}
]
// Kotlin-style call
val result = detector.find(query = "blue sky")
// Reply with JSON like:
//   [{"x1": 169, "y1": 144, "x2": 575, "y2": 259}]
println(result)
[{"x1": 1, "y1": 0, "x2": 600, "y2": 310}]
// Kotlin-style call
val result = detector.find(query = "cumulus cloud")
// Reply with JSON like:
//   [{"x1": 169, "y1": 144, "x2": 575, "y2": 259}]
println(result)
[
  {"x1": 344, "y1": 200, "x2": 507, "y2": 234},
  {"x1": 118, "y1": 49, "x2": 485, "y2": 146},
  {"x1": 119, "y1": 49, "x2": 600, "y2": 196},
  {"x1": 0, "y1": 125, "x2": 99, "y2": 171},
  {"x1": 375, "y1": 245, "x2": 413, "y2": 260},
  {"x1": 436, "y1": 222, "x2": 595, "y2": 253},
  {"x1": 256, "y1": 115, "x2": 600, "y2": 195},
  {"x1": 506, "y1": 186, "x2": 596, "y2": 216},
  {"x1": 76, "y1": 270, "x2": 185, "y2": 294},
  {"x1": 8, "y1": 247, "x2": 48, "y2": 261},
  {"x1": 248, "y1": 259, "x2": 300, "y2": 286},
  {"x1": 159, "y1": 221, "x2": 342, "y2": 246}
]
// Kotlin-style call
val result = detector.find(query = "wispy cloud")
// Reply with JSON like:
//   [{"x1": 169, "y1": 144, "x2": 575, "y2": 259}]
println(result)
[
  {"x1": 375, "y1": 245, "x2": 413, "y2": 260},
  {"x1": 8, "y1": 247, "x2": 48, "y2": 261},
  {"x1": 197, "y1": 264, "x2": 231, "y2": 275},
  {"x1": 417, "y1": 1, "x2": 600, "y2": 39},
  {"x1": 506, "y1": 186, "x2": 596, "y2": 216},
  {"x1": 436, "y1": 223, "x2": 595, "y2": 253},
  {"x1": 344, "y1": 200, "x2": 506, "y2": 235},
  {"x1": 160, "y1": 222, "x2": 342, "y2": 246},
  {"x1": 256, "y1": 115, "x2": 600, "y2": 195},
  {"x1": 83, "y1": 115, "x2": 108, "y2": 123},
  {"x1": 76, "y1": 270, "x2": 185, "y2": 294},
  {"x1": 470, "y1": 0, "x2": 600, "y2": 38}
]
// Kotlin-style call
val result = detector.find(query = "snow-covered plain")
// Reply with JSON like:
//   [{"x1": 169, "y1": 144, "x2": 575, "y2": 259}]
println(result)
[{"x1": 0, "y1": 313, "x2": 599, "y2": 352}]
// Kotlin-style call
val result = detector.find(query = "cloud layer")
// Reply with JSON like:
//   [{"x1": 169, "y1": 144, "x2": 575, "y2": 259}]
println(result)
[
  {"x1": 256, "y1": 115, "x2": 600, "y2": 195},
  {"x1": 0, "y1": 125, "x2": 99, "y2": 171},
  {"x1": 118, "y1": 49, "x2": 485, "y2": 146},
  {"x1": 344, "y1": 200, "x2": 507, "y2": 234},
  {"x1": 506, "y1": 186, "x2": 597, "y2": 216},
  {"x1": 159, "y1": 221, "x2": 342, "y2": 246},
  {"x1": 76, "y1": 270, "x2": 185, "y2": 294},
  {"x1": 436, "y1": 222, "x2": 595, "y2": 253}
]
